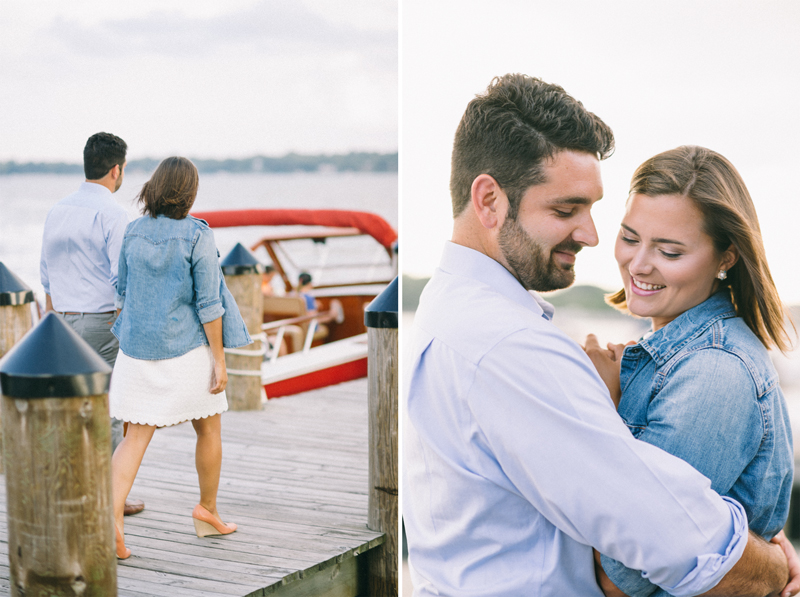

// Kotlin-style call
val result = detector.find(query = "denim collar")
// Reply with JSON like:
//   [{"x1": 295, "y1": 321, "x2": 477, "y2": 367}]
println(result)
[{"x1": 637, "y1": 292, "x2": 737, "y2": 367}]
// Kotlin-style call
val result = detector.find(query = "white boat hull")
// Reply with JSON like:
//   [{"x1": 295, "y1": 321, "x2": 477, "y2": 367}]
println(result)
[{"x1": 262, "y1": 333, "x2": 369, "y2": 398}]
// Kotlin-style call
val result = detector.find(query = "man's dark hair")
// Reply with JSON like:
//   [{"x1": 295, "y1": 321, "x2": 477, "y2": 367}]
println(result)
[
  {"x1": 83, "y1": 132, "x2": 127, "y2": 180},
  {"x1": 450, "y1": 74, "x2": 615, "y2": 218},
  {"x1": 298, "y1": 272, "x2": 312, "y2": 286}
]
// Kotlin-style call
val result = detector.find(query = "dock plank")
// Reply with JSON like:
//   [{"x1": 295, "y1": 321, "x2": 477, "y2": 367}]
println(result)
[{"x1": 0, "y1": 378, "x2": 383, "y2": 596}]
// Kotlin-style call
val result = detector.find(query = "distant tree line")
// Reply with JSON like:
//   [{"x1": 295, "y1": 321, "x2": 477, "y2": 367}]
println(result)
[
  {"x1": 403, "y1": 275, "x2": 624, "y2": 313},
  {"x1": 0, "y1": 152, "x2": 398, "y2": 175}
]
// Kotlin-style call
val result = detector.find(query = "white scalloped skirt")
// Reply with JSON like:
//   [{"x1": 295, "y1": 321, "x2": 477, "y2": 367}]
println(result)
[{"x1": 109, "y1": 344, "x2": 228, "y2": 427}]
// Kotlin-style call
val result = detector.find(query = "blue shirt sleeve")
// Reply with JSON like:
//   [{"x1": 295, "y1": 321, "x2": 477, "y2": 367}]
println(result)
[
  {"x1": 40, "y1": 210, "x2": 52, "y2": 295},
  {"x1": 464, "y1": 330, "x2": 748, "y2": 596},
  {"x1": 191, "y1": 227, "x2": 225, "y2": 324},
  {"x1": 602, "y1": 349, "x2": 761, "y2": 596},
  {"x1": 40, "y1": 249, "x2": 50, "y2": 296},
  {"x1": 105, "y1": 206, "x2": 129, "y2": 290}
]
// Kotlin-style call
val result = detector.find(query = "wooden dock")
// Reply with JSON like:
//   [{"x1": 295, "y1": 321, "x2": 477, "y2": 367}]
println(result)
[{"x1": 0, "y1": 378, "x2": 384, "y2": 596}]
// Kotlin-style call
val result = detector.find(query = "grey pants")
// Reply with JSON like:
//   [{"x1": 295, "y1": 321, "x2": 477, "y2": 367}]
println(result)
[{"x1": 62, "y1": 312, "x2": 124, "y2": 452}]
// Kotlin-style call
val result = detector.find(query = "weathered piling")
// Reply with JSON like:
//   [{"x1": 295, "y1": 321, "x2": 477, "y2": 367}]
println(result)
[
  {"x1": 0, "y1": 262, "x2": 35, "y2": 359},
  {"x1": 221, "y1": 243, "x2": 265, "y2": 410},
  {"x1": 0, "y1": 263, "x2": 36, "y2": 475},
  {"x1": 363, "y1": 276, "x2": 398, "y2": 596},
  {"x1": 0, "y1": 312, "x2": 115, "y2": 596}
]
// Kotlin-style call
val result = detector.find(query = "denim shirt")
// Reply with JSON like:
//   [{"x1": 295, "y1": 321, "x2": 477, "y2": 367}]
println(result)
[
  {"x1": 602, "y1": 292, "x2": 794, "y2": 597},
  {"x1": 112, "y1": 215, "x2": 252, "y2": 360}
]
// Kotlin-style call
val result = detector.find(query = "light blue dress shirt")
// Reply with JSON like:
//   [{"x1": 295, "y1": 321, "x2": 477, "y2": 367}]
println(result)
[
  {"x1": 40, "y1": 182, "x2": 129, "y2": 312},
  {"x1": 404, "y1": 242, "x2": 748, "y2": 597}
]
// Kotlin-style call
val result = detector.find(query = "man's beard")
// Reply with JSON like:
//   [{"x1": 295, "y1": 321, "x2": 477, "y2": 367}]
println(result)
[{"x1": 498, "y1": 216, "x2": 580, "y2": 292}]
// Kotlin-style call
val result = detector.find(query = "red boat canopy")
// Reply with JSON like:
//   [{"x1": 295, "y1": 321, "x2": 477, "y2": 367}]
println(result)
[{"x1": 190, "y1": 209, "x2": 397, "y2": 250}]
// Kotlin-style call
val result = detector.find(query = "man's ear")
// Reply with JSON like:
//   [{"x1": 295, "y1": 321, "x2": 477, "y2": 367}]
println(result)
[{"x1": 470, "y1": 174, "x2": 506, "y2": 230}]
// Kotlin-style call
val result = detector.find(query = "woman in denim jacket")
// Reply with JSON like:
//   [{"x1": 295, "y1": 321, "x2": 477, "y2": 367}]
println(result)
[
  {"x1": 587, "y1": 146, "x2": 795, "y2": 597},
  {"x1": 108, "y1": 157, "x2": 251, "y2": 559}
]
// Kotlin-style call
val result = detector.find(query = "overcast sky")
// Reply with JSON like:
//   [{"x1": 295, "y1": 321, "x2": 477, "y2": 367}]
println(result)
[
  {"x1": 0, "y1": 0, "x2": 397, "y2": 161},
  {"x1": 401, "y1": 0, "x2": 800, "y2": 303}
]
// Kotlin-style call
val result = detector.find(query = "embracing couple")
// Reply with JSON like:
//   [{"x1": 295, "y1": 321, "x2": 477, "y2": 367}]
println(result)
[{"x1": 404, "y1": 74, "x2": 799, "y2": 596}]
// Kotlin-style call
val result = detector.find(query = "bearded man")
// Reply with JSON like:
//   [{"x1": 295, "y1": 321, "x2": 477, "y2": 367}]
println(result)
[{"x1": 403, "y1": 74, "x2": 797, "y2": 597}]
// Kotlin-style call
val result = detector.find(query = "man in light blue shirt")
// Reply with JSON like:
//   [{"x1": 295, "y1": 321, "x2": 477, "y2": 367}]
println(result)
[
  {"x1": 404, "y1": 74, "x2": 797, "y2": 596},
  {"x1": 40, "y1": 132, "x2": 144, "y2": 516}
]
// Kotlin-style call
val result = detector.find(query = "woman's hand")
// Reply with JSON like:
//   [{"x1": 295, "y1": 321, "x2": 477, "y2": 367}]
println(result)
[
  {"x1": 583, "y1": 334, "x2": 626, "y2": 408},
  {"x1": 771, "y1": 530, "x2": 800, "y2": 597},
  {"x1": 209, "y1": 359, "x2": 228, "y2": 394},
  {"x1": 202, "y1": 316, "x2": 227, "y2": 394}
]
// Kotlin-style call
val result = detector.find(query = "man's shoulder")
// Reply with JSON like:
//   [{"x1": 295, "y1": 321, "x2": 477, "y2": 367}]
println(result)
[
  {"x1": 415, "y1": 271, "x2": 561, "y2": 364},
  {"x1": 53, "y1": 185, "x2": 127, "y2": 219}
]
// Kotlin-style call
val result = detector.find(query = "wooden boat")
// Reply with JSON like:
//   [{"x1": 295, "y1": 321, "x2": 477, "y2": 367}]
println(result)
[{"x1": 191, "y1": 208, "x2": 397, "y2": 398}]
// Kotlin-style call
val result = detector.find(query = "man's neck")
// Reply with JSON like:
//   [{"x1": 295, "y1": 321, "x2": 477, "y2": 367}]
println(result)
[
  {"x1": 451, "y1": 218, "x2": 494, "y2": 259},
  {"x1": 452, "y1": 217, "x2": 520, "y2": 285},
  {"x1": 85, "y1": 178, "x2": 115, "y2": 193}
]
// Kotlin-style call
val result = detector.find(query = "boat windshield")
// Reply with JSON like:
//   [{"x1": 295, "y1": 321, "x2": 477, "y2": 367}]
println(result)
[{"x1": 253, "y1": 227, "x2": 395, "y2": 290}]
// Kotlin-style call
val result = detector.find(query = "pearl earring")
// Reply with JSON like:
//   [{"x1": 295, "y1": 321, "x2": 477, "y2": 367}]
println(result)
[{"x1": 717, "y1": 270, "x2": 727, "y2": 281}]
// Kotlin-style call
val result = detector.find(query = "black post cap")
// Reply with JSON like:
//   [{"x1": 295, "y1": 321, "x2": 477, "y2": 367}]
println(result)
[
  {"x1": 0, "y1": 262, "x2": 34, "y2": 307},
  {"x1": 220, "y1": 243, "x2": 265, "y2": 275},
  {"x1": 364, "y1": 276, "x2": 398, "y2": 329},
  {"x1": 0, "y1": 312, "x2": 112, "y2": 398}
]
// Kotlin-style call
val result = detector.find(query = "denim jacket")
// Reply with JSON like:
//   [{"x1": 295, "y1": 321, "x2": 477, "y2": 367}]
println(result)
[
  {"x1": 112, "y1": 215, "x2": 252, "y2": 360},
  {"x1": 602, "y1": 292, "x2": 793, "y2": 596}
]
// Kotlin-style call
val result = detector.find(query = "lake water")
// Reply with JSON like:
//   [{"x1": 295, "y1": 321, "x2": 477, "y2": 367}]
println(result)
[{"x1": 0, "y1": 171, "x2": 398, "y2": 304}]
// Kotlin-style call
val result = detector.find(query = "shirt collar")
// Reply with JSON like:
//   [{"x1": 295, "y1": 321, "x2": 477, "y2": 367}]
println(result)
[
  {"x1": 438, "y1": 241, "x2": 554, "y2": 321},
  {"x1": 637, "y1": 292, "x2": 737, "y2": 365},
  {"x1": 79, "y1": 181, "x2": 113, "y2": 197}
]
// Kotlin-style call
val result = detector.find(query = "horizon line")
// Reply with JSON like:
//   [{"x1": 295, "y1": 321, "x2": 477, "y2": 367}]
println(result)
[
  {"x1": 0, "y1": 150, "x2": 398, "y2": 165},
  {"x1": 0, "y1": 152, "x2": 399, "y2": 175}
]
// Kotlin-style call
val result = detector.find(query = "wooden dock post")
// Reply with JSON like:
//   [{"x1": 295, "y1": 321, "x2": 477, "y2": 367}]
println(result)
[
  {"x1": 221, "y1": 243, "x2": 265, "y2": 410},
  {"x1": 0, "y1": 312, "x2": 115, "y2": 596},
  {"x1": 363, "y1": 276, "x2": 398, "y2": 596},
  {"x1": 0, "y1": 263, "x2": 36, "y2": 475},
  {"x1": 0, "y1": 262, "x2": 34, "y2": 360}
]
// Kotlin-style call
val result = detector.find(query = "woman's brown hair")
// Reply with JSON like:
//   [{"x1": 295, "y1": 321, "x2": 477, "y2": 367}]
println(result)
[
  {"x1": 137, "y1": 156, "x2": 199, "y2": 219},
  {"x1": 607, "y1": 145, "x2": 795, "y2": 352}
]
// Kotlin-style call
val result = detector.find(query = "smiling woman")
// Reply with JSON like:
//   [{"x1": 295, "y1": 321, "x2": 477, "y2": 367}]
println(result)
[
  {"x1": 589, "y1": 145, "x2": 796, "y2": 597},
  {"x1": 607, "y1": 145, "x2": 793, "y2": 351},
  {"x1": 614, "y1": 193, "x2": 737, "y2": 330}
]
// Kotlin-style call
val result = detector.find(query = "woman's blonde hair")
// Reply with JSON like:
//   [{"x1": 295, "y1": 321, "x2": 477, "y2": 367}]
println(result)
[
  {"x1": 607, "y1": 145, "x2": 794, "y2": 352},
  {"x1": 137, "y1": 156, "x2": 199, "y2": 220}
]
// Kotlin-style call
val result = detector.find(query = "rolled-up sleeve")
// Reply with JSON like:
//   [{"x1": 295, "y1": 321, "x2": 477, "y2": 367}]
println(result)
[
  {"x1": 467, "y1": 330, "x2": 747, "y2": 596},
  {"x1": 602, "y1": 350, "x2": 761, "y2": 596},
  {"x1": 191, "y1": 228, "x2": 224, "y2": 324}
]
